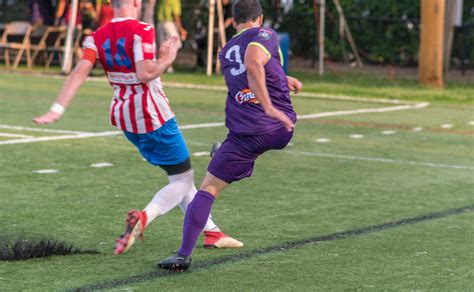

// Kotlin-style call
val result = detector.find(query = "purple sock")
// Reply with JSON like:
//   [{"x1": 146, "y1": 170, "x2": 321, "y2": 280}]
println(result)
[{"x1": 178, "y1": 191, "x2": 215, "y2": 256}]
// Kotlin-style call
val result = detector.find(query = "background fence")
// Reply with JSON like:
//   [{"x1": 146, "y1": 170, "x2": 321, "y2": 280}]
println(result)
[{"x1": 1, "y1": 0, "x2": 473, "y2": 69}]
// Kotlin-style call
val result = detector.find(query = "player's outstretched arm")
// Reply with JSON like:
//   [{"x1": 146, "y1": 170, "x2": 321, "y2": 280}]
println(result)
[
  {"x1": 245, "y1": 45, "x2": 295, "y2": 131},
  {"x1": 33, "y1": 59, "x2": 94, "y2": 125},
  {"x1": 287, "y1": 76, "x2": 303, "y2": 94},
  {"x1": 136, "y1": 36, "x2": 180, "y2": 83}
]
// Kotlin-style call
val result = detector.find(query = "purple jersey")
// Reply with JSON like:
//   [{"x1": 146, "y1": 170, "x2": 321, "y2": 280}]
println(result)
[{"x1": 219, "y1": 27, "x2": 297, "y2": 135}]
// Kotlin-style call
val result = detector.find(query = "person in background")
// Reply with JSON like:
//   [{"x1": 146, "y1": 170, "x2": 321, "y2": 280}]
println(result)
[
  {"x1": 28, "y1": 0, "x2": 55, "y2": 26},
  {"x1": 55, "y1": 0, "x2": 83, "y2": 28},
  {"x1": 95, "y1": 0, "x2": 114, "y2": 28},
  {"x1": 80, "y1": 0, "x2": 97, "y2": 30},
  {"x1": 144, "y1": 0, "x2": 187, "y2": 72},
  {"x1": 222, "y1": 0, "x2": 235, "y2": 41}
]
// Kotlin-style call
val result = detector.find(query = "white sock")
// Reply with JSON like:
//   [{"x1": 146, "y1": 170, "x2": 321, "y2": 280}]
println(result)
[
  {"x1": 179, "y1": 184, "x2": 221, "y2": 232},
  {"x1": 143, "y1": 169, "x2": 195, "y2": 227}
]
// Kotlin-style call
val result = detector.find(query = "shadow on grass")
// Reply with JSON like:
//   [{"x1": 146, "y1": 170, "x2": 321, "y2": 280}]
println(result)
[{"x1": 0, "y1": 236, "x2": 99, "y2": 261}]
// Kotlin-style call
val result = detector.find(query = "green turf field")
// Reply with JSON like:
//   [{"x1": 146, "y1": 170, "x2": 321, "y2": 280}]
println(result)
[{"x1": 0, "y1": 73, "x2": 473, "y2": 290}]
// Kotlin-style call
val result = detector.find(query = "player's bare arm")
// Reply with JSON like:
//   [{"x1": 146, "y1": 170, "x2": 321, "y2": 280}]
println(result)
[
  {"x1": 136, "y1": 35, "x2": 180, "y2": 83},
  {"x1": 33, "y1": 59, "x2": 94, "y2": 125},
  {"x1": 244, "y1": 45, "x2": 295, "y2": 131},
  {"x1": 174, "y1": 15, "x2": 188, "y2": 41}
]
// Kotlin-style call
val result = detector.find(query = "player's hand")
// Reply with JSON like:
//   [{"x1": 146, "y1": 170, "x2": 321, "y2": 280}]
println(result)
[
  {"x1": 179, "y1": 28, "x2": 188, "y2": 41},
  {"x1": 159, "y1": 35, "x2": 180, "y2": 66},
  {"x1": 265, "y1": 107, "x2": 295, "y2": 132},
  {"x1": 287, "y1": 76, "x2": 303, "y2": 94},
  {"x1": 33, "y1": 111, "x2": 62, "y2": 126}
]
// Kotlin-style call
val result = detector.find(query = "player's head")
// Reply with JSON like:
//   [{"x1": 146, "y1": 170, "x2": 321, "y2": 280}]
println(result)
[
  {"x1": 232, "y1": 0, "x2": 264, "y2": 27},
  {"x1": 111, "y1": 0, "x2": 142, "y2": 19}
]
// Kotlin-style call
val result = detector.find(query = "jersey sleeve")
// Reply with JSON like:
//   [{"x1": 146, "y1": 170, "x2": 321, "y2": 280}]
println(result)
[
  {"x1": 247, "y1": 28, "x2": 279, "y2": 61},
  {"x1": 173, "y1": 0, "x2": 182, "y2": 17},
  {"x1": 133, "y1": 23, "x2": 156, "y2": 62},
  {"x1": 81, "y1": 35, "x2": 98, "y2": 66}
]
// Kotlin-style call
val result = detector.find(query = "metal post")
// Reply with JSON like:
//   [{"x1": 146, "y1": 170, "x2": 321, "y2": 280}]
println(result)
[
  {"x1": 207, "y1": 0, "x2": 216, "y2": 76},
  {"x1": 319, "y1": 0, "x2": 325, "y2": 76},
  {"x1": 61, "y1": 0, "x2": 79, "y2": 74}
]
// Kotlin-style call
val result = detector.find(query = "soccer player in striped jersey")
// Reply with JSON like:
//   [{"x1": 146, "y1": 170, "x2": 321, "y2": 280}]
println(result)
[{"x1": 33, "y1": 0, "x2": 243, "y2": 255}]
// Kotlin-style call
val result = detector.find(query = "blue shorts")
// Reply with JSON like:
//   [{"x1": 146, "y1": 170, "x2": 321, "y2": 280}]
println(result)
[{"x1": 124, "y1": 118, "x2": 190, "y2": 166}]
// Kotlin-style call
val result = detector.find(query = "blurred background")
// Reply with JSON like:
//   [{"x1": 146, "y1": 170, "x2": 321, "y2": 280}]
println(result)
[{"x1": 0, "y1": 0, "x2": 472, "y2": 79}]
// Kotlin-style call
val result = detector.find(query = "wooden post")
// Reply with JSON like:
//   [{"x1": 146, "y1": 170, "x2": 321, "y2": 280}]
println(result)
[
  {"x1": 319, "y1": 0, "x2": 325, "y2": 76},
  {"x1": 215, "y1": 0, "x2": 227, "y2": 73},
  {"x1": 419, "y1": 0, "x2": 445, "y2": 88},
  {"x1": 312, "y1": 0, "x2": 319, "y2": 68},
  {"x1": 333, "y1": 0, "x2": 363, "y2": 67},
  {"x1": 444, "y1": 0, "x2": 463, "y2": 71},
  {"x1": 62, "y1": 0, "x2": 79, "y2": 74},
  {"x1": 207, "y1": 0, "x2": 216, "y2": 76}
]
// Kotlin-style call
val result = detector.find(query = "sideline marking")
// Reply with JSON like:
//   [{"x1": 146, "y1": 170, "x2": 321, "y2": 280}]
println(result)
[
  {"x1": 1, "y1": 72, "x2": 411, "y2": 105},
  {"x1": 0, "y1": 131, "x2": 121, "y2": 145},
  {"x1": 162, "y1": 82, "x2": 409, "y2": 105},
  {"x1": 192, "y1": 152, "x2": 210, "y2": 157},
  {"x1": 0, "y1": 132, "x2": 33, "y2": 138},
  {"x1": 286, "y1": 150, "x2": 474, "y2": 170},
  {"x1": 91, "y1": 162, "x2": 114, "y2": 168},
  {"x1": 413, "y1": 127, "x2": 424, "y2": 132},
  {"x1": 315, "y1": 138, "x2": 331, "y2": 143},
  {"x1": 72, "y1": 204, "x2": 474, "y2": 291},
  {"x1": 441, "y1": 124, "x2": 454, "y2": 129},
  {"x1": 381, "y1": 130, "x2": 397, "y2": 135},
  {"x1": 0, "y1": 102, "x2": 430, "y2": 146},
  {"x1": 0, "y1": 124, "x2": 90, "y2": 134},
  {"x1": 350, "y1": 134, "x2": 365, "y2": 139},
  {"x1": 297, "y1": 102, "x2": 430, "y2": 120},
  {"x1": 32, "y1": 169, "x2": 58, "y2": 174}
]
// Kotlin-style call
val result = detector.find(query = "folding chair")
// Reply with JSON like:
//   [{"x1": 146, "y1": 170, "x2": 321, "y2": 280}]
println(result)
[
  {"x1": 0, "y1": 21, "x2": 33, "y2": 69},
  {"x1": 45, "y1": 28, "x2": 82, "y2": 69},
  {"x1": 30, "y1": 26, "x2": 67, "y2": 66}
]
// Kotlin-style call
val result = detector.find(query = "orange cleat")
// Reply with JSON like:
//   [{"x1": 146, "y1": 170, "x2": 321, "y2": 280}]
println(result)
[
  {"x1": 203, "y1": 231, "x2": 244, "y2": 249},
  {"x1": 114, "y1": 210, "x2": 147, "y2": 255}
]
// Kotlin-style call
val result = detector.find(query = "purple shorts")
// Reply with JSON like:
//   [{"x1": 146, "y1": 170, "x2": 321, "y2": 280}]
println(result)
[{"x1": 208, "y1": 127, "x2": 294, "y2": 184}]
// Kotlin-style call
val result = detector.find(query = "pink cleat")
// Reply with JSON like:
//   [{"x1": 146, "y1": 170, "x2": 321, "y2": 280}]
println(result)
[
  {"x1": 114, "y1": 210, "x2": 147, "y2": 255},
  {"x1": 203, "y1": 231, "x2": 244, "y2": 249}
]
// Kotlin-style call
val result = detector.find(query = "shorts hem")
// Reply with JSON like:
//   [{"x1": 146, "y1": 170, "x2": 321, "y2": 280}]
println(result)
[{"x1": 207, "y1": 168, "x2": 233, "y2": 184}]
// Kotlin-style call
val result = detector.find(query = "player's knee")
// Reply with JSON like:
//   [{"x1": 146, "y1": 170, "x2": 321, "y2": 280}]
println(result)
[
  {"x1": 199, "y1": 172, "x2": 228, "y2": 197},
  {"x1": 168, "y1": 168, "x2": 194, "y2": 184}
]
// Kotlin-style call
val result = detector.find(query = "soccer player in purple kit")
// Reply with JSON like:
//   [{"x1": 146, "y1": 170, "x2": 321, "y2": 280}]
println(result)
[{"x1": 159, "y1": 0, "x2": 303, "y2": 271}]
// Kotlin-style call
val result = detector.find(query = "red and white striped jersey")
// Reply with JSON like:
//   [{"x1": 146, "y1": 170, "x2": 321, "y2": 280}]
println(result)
[{"x1": 82, "y1": 17, "x2": 174, "y2": 134}]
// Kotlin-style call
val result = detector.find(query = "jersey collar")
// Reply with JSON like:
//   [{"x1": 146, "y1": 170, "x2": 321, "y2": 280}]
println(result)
[{"x1": 111, "y1": 17, "x2": 135, "y2": 23}]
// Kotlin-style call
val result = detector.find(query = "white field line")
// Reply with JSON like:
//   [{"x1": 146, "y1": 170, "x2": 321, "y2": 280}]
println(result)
[
  {"x1": 0, "y1": 131, "x2": 120, "y2": 145},
  {"x1": 297, "y1": 102, "x2": 430, "y2": 120},
  {"x1": 0, "y1": 102, "x2": 429, "y2": 146},
  {"x1": 0, "y1": 132, "x2": 34, "y2": 138},
  {"x1": 0, "y1": 124, "x2": 90, "y2": 134},
  {"x1": 180, "y1": 122, "x2": 224, "y2": 129},
  {"x1": 1, "y1": 72, "x2": 409, "y2": 105},
  {"x1": 161, "y1": 82, "x2": 407, "y2": 105},
  {"x1": 286, "y1": 150, "x2": 474, "y2": 171}
]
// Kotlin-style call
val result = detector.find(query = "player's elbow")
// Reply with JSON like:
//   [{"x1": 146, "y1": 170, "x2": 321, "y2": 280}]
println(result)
[
  {"x1": 245, "y1": 60, "x2": 264, "y2": 76},
  {"x1": 136, "y1": 71, "x2": 152, "y2": 83}
]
